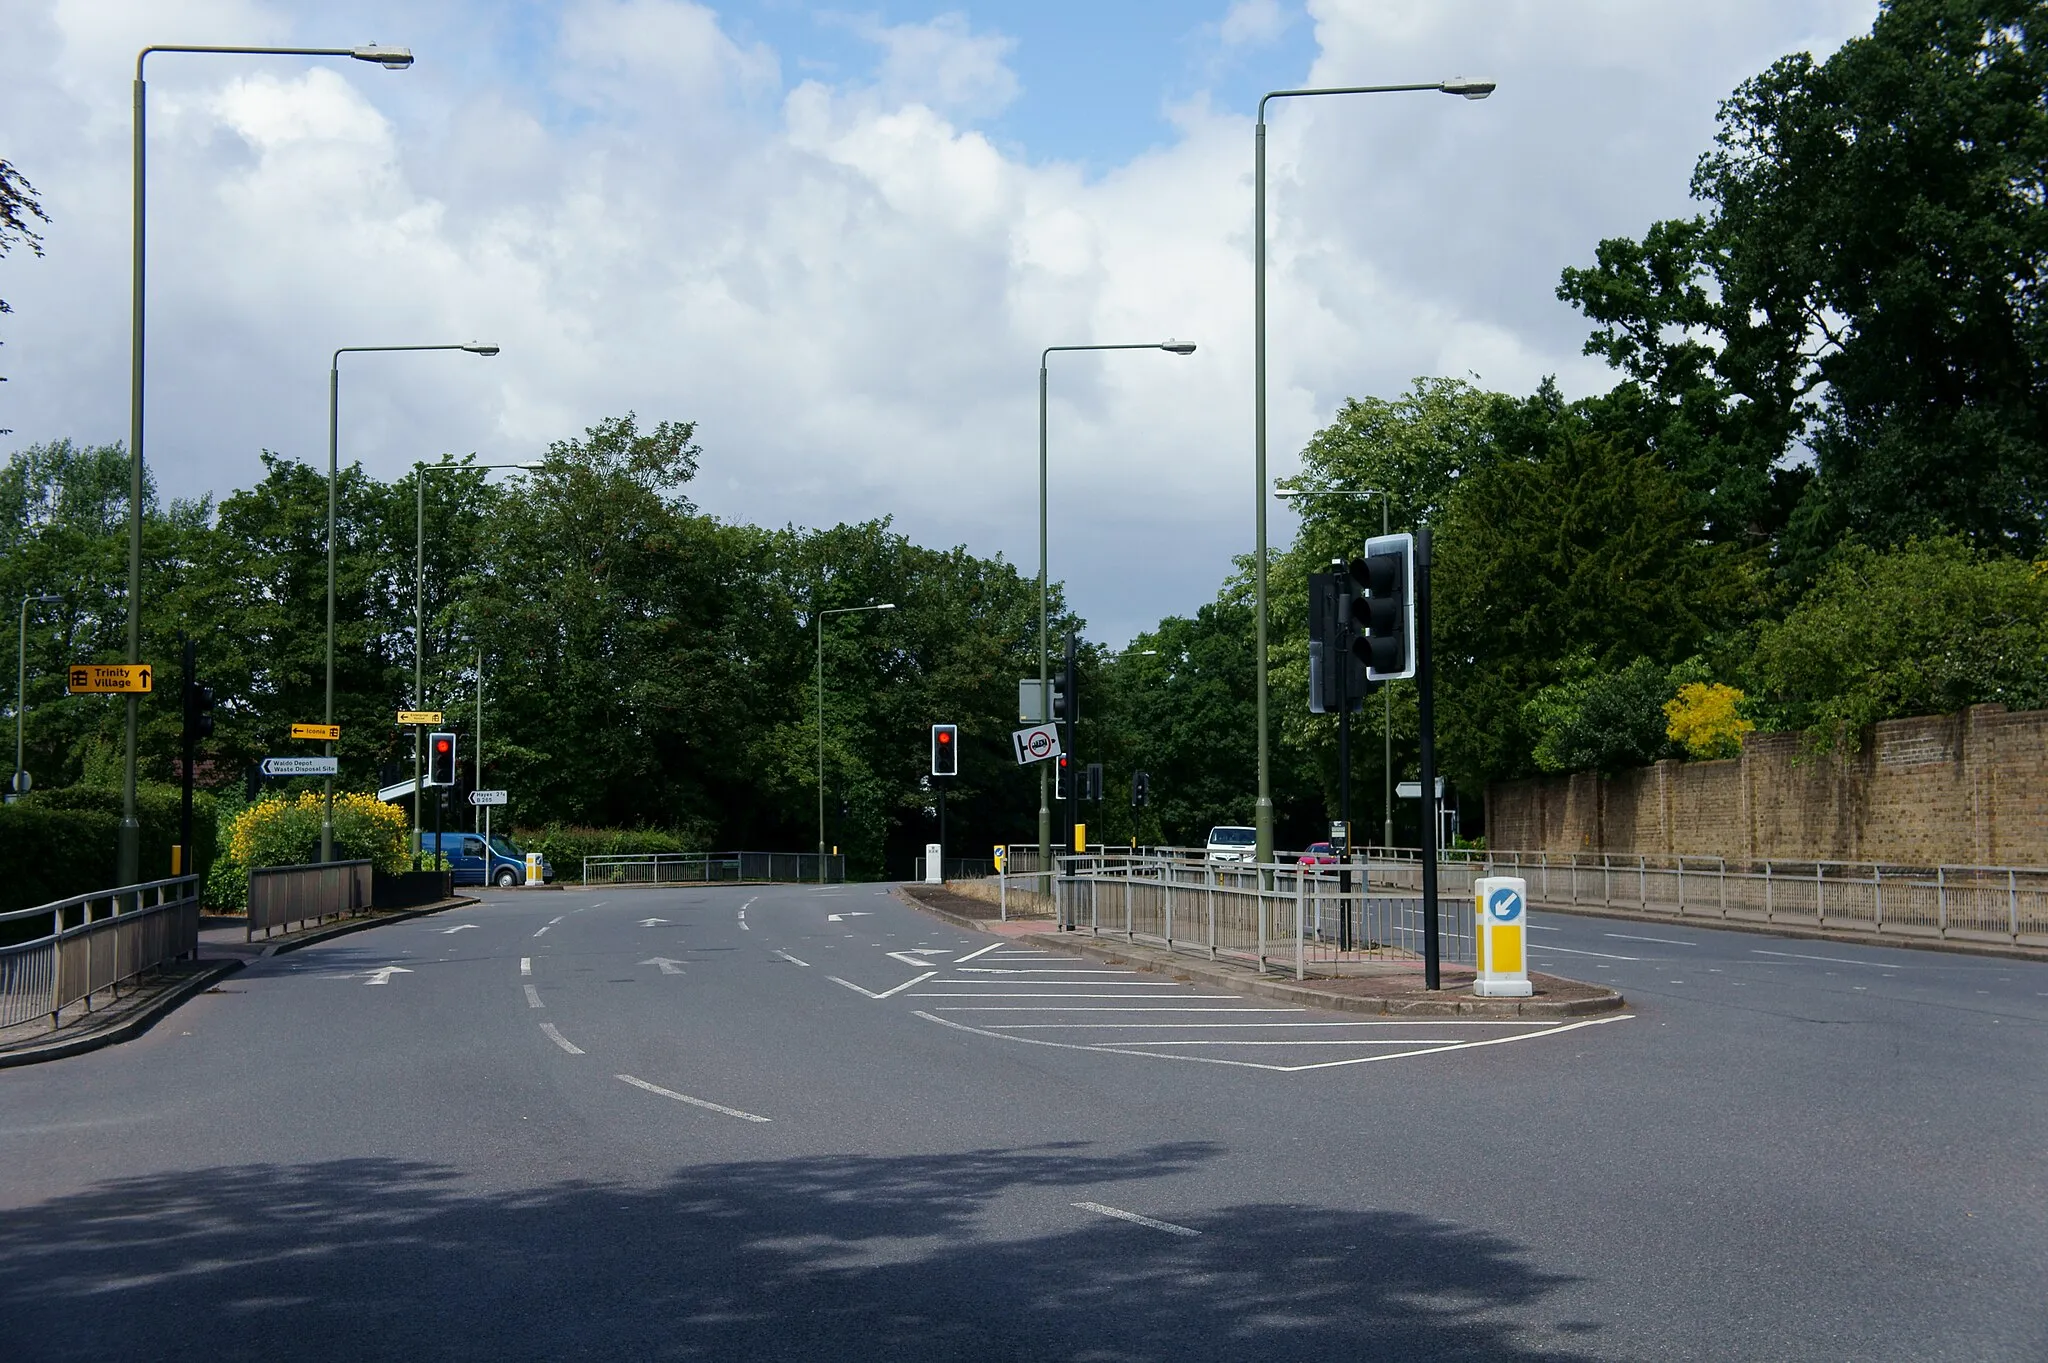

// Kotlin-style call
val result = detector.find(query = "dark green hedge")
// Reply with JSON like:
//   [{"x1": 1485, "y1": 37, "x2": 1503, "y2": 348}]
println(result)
[{"x1": 0, "y1": 782, "x2": 219, "y2": 917}]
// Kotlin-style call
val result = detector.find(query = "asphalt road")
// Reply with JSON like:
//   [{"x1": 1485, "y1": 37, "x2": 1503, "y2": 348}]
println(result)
[{"x1": 3, "y1": 883, "x2": 2043, "y2": 1362}]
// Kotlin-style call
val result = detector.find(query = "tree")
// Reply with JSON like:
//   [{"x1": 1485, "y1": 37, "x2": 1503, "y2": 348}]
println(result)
[
  {"x1": 1559, "y1": 0, "x2": 2048, "y2": 561},
  {"x1": 0, "y1": 158, "x2": 49, "y2": 415}
]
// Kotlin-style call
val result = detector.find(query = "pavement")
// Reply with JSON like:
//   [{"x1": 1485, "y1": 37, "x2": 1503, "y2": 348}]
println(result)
[{"x1": 1, "y1": 881, "x2": 2043, "y2": 1361}]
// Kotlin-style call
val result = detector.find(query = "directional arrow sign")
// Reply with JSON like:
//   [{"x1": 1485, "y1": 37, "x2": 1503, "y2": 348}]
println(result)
[
  {"x1": 261, "y1": 756, "x2": 338, "y2": 777},
  {"x1": 439, "y1": 924, "x2": 478, "y2": 935},
  {"x1": 397, "y1": 709, "x2": 443, "y2": 726},
  {"x1": 1011, "y1": 722, "x2": 1061, "y2": 765},
  {"x1": 67, "y1": 664, "x2": 152, "y2": 694},
  {"x1": 639, "y1": 918, "x2": 670, "y2": 927},
  {"x1": 640, "y1": 957, "x2": 686, "y2": 976},
  {"x1": 290, "y1": 722, "x2": 341, "y2": 741},
  {"x1": 364, "y1": 966, "x2": 413, "y2": 985},
  {"x1": 469, "y1": 789, "x2": 508, "y2": 806}
]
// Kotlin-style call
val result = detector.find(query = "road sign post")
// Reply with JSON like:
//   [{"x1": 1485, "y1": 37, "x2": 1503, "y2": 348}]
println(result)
[{"x1": 1472, "y1": 876, "x2": 1532, "y2": 997}]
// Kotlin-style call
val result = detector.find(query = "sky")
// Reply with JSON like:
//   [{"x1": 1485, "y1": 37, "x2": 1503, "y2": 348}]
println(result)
[{"x1": 0, "y1": 0, "x2": 1880, "y2": 645}]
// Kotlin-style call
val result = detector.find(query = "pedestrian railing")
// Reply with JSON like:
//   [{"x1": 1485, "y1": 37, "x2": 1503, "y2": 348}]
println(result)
[
  {"x1": 247, "y1": 860, "x2": 373, "y2": 941},
  {"x1": 580, "y1": 851, "x2": 845, "y2": 886},
  {"x1": 0, "y1": 876, "x2": 201, "y2": 1032}
]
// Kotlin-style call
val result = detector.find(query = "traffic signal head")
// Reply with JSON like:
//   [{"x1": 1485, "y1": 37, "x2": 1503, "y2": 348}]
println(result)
[
  {"x1": 931, "y1": 723, "x2": 959, "y2": 777},
  {"x1": 1055, "y1": 753, "x2": 1072, "y2": 801},
  {"x1": 428, "y1": 731, "x2": 457, "y2": 786},
  {"x1": 1350, "y1": 532, "x2": 1417, "y2": 681},
  {"x1": 184, "y1": 682, "x2": 215, "y2": 739},
  {"x1": 1085, "y1": 763, "x2": 1103, "y2": 802},
  {"x1": 1131, "y1": 769, "x2": 1150, "y2": 807},
  {"x1": 1050, "y1": 678, "x2": 1069, "y2": 723}
]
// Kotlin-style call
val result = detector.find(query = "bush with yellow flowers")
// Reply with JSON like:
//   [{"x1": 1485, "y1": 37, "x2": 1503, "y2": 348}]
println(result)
[
  {"x1": 207, "y1": 790, "x2": 411, "y2": 909},
  {"x1": 1663, "y1": 681, "x2": 1754, "y2": 760}
]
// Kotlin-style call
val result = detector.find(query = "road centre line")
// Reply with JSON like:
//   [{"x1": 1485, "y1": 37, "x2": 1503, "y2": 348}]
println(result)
[
  {"x1": 549, "y1": 915, "x2": 565, "y2": 924},
  {"x1": 524, "y1": 984, "x2": 544, "y2": 1009},
  {"x1": 773, "y1": 949, "x2": 810, "y2": 967},
  {"x1": 914, "y1": 1009, "x2": 1631, "y2": 1073},
  {"x1": 532, "y1": 926, "x2": 551, "y2": 937},
  {"x1": 616, "y1": 1074, "x2": 770, "y2": 1123},
  {"x1": 954, "y1": 942, "x2": 1007, "y2": 964},
  {"x1": 520, "y1": 957, "x2": 531, "y2": 976},
  {"x1": 1605, "y1": 933, "x2": 1697, "y2": 946},
  {"x1": 1072, "y1": 1202, "x2": 1201, "y2": 1237},
  {"x1": 829, "y1": 972, "x2": 938, "y2": 1000},
  {"x1": 539, "y1": 1023, "x2": 583, "y2": 1055},
  {"x1": 1752, "y1": 948, "x2": 1902, "y2": 968},
  {"x1": 1530, "y1": 944, "x2": 1641, "y2": 961}
]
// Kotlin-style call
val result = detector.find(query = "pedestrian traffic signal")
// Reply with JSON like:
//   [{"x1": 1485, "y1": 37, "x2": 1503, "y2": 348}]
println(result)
[
  {"x1": 184, "y1": 681, "x2": 215, "y2": 740},
  {"x1": 931, "y1": 723, "x2": 959, "y2": 776},
  {"x1": 1055, "y1": 753, "x2": 1072, "y2": 801},
  {"x1": 1350, "y1": 532, "x2": 1417, "y2": 681},
  {"x1": 1131, "y1": 770, "x2": 1150, "y2": 806},
  {"x1": 427, "y1": 731, "x2": 457, "y2": 786}
]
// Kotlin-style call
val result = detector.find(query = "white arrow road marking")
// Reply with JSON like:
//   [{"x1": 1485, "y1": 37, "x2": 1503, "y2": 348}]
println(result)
[
  {"x1": 539, "y1": 1023, "x2": 583, "y2": 1055},
  {"x1": 365, "y1": 966, "x2": 412, "y2": 985},
  {"x1": 1073, "y1": 1202, "x2": 1201, "y2": 1238},
  {"x1": 829, "y1": 971, "x2": 937, "y2": 1000},
  {"x1": 639, "y1": 918, "x2": 670, "y2": 927},
  {"x1": 773, "y1": 950, "x2": 810, "y2": 967},
  {"x1": 524, "y1": 984, "x2": 544, "y2": 1008},
  {"x1": 640, "y1": 957, "x2": 686, "y2": 975},
  {"x1": 616, "y1": 1074, "x2": 770, "y2": 1123},
  {"x1": 439, "y1": 924, "x2": 479, "y2": 935},
  {"x1": 826, "y1": 911, "x2": 874, "y2": 922}
]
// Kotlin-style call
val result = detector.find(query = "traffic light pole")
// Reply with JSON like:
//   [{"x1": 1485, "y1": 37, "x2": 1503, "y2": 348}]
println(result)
[
  {"x1": 1062, "y1": 630, "x2": 1078, "y2": 927},
  {"x1": 1335, "y1": 608, "x2": 1353, "y2": 954},
  {"x1": 1416, "y1": 525, "x2": 1440, "y2": 990},
  {"x1": 179, "y1": 635, "x2": 195, "y2": 914}
]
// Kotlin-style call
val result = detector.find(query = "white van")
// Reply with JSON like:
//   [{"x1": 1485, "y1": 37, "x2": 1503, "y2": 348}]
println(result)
[{"x1": 1205, "y1": 825, "x2": 1258, "y2": 863}]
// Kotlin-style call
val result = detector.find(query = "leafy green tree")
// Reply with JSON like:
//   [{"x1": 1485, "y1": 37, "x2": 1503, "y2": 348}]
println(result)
[
  {"x1": 1523, "y1": 656, "x2": 1718, "y2": 774},
  {"x1": 0, "y1": 157, "x2": 48, "y2": 409}
]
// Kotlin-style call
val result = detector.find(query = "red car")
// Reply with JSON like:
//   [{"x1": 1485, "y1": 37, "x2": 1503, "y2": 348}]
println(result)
[{"x1": 1295, "y1": 841, "x2": 1341, "y2": 866}]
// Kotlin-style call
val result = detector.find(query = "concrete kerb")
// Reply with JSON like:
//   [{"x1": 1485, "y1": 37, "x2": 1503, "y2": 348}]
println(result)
[
  {"x1": 251, "y1": 895, "x2": 478, "y2": 958},
  {"x1": 893, "y1": 884, "x2": 1623, "y2": 1019},
  {"x1": 0, "y1": 958, "x2": 244, "y2": 1070}
]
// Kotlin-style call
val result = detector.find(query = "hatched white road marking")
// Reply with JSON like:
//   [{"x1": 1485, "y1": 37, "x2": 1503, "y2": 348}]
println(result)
[
  {"x1": 953, "y1": 942, "x2": 1007, "y2": 964},
  {"x1": 830, "y1": 972, "x2": 938, "y2": 1000},
  {"x1": 1073, "y1": 1202, "x2": 1201, "y2": 1237},
  {"x1": 539, "y1": 1023, "x2": 583, "y2": 1055},
  {"x1": 524, "y1": 984, "x2": 544, "y2": 1008},
  {"x1": 616, "y1": 1074, "x2": 770, "y2": 1123},
  {"x1": 773, "y1": 949, "x2": 810, "y2": 967}
]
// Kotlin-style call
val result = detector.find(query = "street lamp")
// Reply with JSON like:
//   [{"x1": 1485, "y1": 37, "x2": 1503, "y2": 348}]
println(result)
[
  {"x1": 1276, "y1": 485, "x2": 1395, "y2": 848},
  {"x1": 1038, "y1": 341, "x2": 1196, "y2": 883},
  {"x1": 1250, "y1": 77, "x2": 1493, "y2": 870},
  {"x1": 13, "y1": 594, "x2": 62, "y2": 801},
  {"x1": 322, "y1": 343, "x2": 499, "y2": 862},
  {"x1": 120, "y1": 39, "x2": 417, "y2": 885},
  {"x1": 817, "y1": 601, "x2": 895, "y2": 882},
  {"x1": 411, "y1": 459, "x2": 541, "y2": 863}
]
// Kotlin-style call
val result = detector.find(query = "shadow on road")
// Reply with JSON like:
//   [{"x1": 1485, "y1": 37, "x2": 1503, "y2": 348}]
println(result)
[{"x1": 1, "y1": 1142, "x2": 1603, "y2": 1362}]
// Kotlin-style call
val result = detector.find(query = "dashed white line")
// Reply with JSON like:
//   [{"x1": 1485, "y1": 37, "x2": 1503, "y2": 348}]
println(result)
[
  {"x1": 532, "y1": 926, "x2": 551, "y2": 938},
  {"x1": 1605, "y1": 933, "x2": 1696, "y2": 946},
  {"x1": 1073, "y1": 1202, "x2": 1201, "y2": 1237},
  {"x1": 524, "y1": 984, "x2": 544, "y2": 1009},
  {"x1": 539, "y1": 1023, "x2": 583, "y2": 1054},
  {"x1": 773, "y1": 949, "x2": 810, "y2": 967},
  {"x1": 519, "y1": 957, "x2": 532, "y2": 976},
  {"x1": 616, "y1": 1074, "x2": 770, "y2": 1123}
]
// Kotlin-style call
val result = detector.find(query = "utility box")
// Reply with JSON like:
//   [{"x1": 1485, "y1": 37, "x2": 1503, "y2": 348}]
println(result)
[{"x1": 1472, "y1": 876, "x2": 1533, "y2": 997}]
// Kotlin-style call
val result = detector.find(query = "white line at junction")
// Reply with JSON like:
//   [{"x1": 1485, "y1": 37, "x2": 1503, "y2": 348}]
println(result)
[
  {"x1": 1073, "y1": 1202, "x2": 1201, "y2": 1237},
  {"x1": 539, "y1": 1023, "x2": 583, "y2": 1055},
  {"x1": 616, "y1": 1074, "x2": 770, "y2": 1123}
]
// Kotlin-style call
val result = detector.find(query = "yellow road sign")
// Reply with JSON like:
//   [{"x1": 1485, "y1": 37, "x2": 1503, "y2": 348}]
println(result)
[
  {"x1": 397, "y1": 710, "x2": 443, "y2": 725},
  {"x1": 67, "y1": 664, "x2": 152, "y2": 694},
  {"x1": 290, "y1": 723, "x2": 341, "y2": 741}
]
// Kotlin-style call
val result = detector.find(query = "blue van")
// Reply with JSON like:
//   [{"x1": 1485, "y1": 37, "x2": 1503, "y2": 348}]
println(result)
[{"x1": 427, "y1": 832, "x2": 553, "y2": 887}]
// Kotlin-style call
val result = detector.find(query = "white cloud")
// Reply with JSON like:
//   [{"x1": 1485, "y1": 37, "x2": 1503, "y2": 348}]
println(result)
[
  {"x1": 1220, "y1": 0, "x2": 1289, "y2": 49},
  {"x1": 0, "y1": 0, "x2": 1881, "y2": 643}
]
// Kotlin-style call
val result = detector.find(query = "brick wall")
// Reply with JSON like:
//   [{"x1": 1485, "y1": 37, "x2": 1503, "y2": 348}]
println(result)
[{"x1": 1485, "y1": 704, "x2": 2048, "y2": 867}]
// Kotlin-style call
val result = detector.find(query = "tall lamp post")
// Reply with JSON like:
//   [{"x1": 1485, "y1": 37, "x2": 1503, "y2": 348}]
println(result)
[
  {"x1": 1276, "y1": 485, "x2": 1394, "y2": 848},
  {"x1": 1250, "y1": 76, "x2": 1493, "y2": 870},
  {"x1": 13, "y1": 594, "x2": 62, "y2": 802},
  {"x1": 816, "y1": 601, "x2": 895, "y2": 883},
  {"x1": 322, "y1": 342, "x2": 499, "y2": 863},
  {"x1": 413, "y1": 459, "x2": 540, "y2": 863},
  {"x1": 121, "y1": 40, "x2": 415, "y2": 885},
  {"x1": 1038, "y1": 341, "x2": 1196, "y2": 882}
]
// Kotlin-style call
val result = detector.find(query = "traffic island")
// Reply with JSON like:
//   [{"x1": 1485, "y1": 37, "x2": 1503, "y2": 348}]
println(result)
[{"x1": 896, "y1": 883, "x2": 1623, "y2": 1020}]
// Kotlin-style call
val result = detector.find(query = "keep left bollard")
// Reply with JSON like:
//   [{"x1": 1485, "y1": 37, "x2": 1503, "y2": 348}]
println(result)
[{"x1": 1473, "y1": 876, "x2": 1533, "y2": 997}]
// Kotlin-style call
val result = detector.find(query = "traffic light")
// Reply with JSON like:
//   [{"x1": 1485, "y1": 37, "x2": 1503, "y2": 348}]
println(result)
[
  {"x1": 1055, "y1": 753, "x2": 1072, "y2": 801},
  {"x1": 1085, "y1": 763, "x2": 1103, "y2": 802},
  {"x1": 1350, "y1": 532, "x2": 1417, "y2": 681},
  {"x1": 1309, "y1": 568, "x2": 1368, "y2": 713},
  {"x1": 1050, "y1": 678, "x2": 1069, "y2": 723},
  {"x1": 1131, "y1": 770, "x2": 1150, "y2": 806},
  {"x1": 427, "y1": 731, "x2": 458, "y2": 786},
  {"x1": 931, "y1": 723, "x2": 959, "y2": 776},
  {"x1": 184, "y1": 680, "x2": 214, "y2": 739}
]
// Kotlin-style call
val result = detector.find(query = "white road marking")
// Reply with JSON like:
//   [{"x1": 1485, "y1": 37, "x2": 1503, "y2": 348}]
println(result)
[
  {"x1": 640, "y1": 957, "x2": 686, "y2": 975},
  {"x1": 364, "y1": 966, "x2": 412, "y2": 985},
  {"x1": 1073, "y1": 1202, "x2": 1200, "y2": 1237},
  {"x1": 953, "y1": 942, "x2": 1007, "y2": 964},
  {"x1": 956, "y1": 966, "x2": 1138, "y2": 975},
  {"x1": 519, "y1": 957, "x2": 532, "y2": 976},
  {"x1": 539, "y1": 1023, "x2": 583, "y2": 1055},
  {"x1": 639, "y1": 918, "x2": 670, "y2": 927},
  {"x1": 1531, "y1": 944, "x2": 1641, "y2": 961},
  {"x1": 1529, "y1": 925, "x2": 1561, "y2": 932},
  {"x1": 773, "y1": 949, "x2": 810, "y2": 967},
  {"x1": 532, "y1": 926, "x2": 551, "y2": 938},
  {"x1": 829, "y1": 972, "x2": 939, "y2": 1000},
  {"x1": 990, "y1": 1019, "x2": 1554, "y2": 1030},
  {"x1": 936, "y1": 980, "x2": 1184, "y2": 987},
  {"x1": 548, "y1": 916, "x2": 565, "y2": 925},
  {"x1": 616, "y1": 1074, "x2": 770, "y2": 1123},
  {"x1": 439, "y1": 924, "x2": 479, "y2": 935},
  {"x1": 932, "y1": 1006, "x2": 1302, "y2": 1013},
  {"x1": 1752, "y1": 949, "x2": 1901, "y2": 968},
  {"x1": 912, "y1": 993, "x2": 1247, "y2": 1000},
  {"x1": 524, "y1": 984, "x2": 544, "y2": 1008},
  {"x1": 914, "y1": 1010, "x2": 1632, "y2": 1072},
  {"x1": 888, "y1": 950, "x2": 949, "y2": 968},
  {"x1": 827, "y1": 912, "x2": 873, "y2": 921},
  {"x1": 1605, "y1": 932, "x2": 1695, "y2": 946}
]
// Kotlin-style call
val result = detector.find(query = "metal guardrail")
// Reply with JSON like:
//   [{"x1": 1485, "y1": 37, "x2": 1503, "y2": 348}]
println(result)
[
  {"x1": 0, "y1": 876, "x2": 201, "y2": 1032},
  {"x1": 247, "y1": 860, "x2": 373, "y2": 941},
  {"x1": 580, "y1": 852, "x2": 845, "y2": 886}
]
